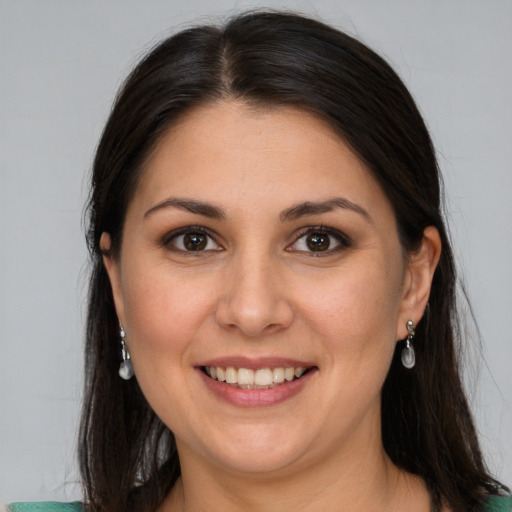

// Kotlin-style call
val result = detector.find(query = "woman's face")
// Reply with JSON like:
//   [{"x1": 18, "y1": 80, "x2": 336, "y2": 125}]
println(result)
[{"x1": 103, "y1": 101, "x2": 426, "y2": 476}]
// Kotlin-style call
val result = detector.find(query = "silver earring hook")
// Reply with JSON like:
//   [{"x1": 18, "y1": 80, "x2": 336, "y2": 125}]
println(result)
[
  {"x1": 401, "y1": 320, "x2": 416, "y2": 369},
  {"x1": 119, "y1": 324, "x2": 134, "y2": 380}
]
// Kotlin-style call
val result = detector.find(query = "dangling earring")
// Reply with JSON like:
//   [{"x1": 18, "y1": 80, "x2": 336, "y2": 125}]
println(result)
[
  {"x1": 119, "y1": 325, "x2": 134, "y2": 380},
  {"x1": 401, "y1": 320, "x2": 416, "y2": 369}
]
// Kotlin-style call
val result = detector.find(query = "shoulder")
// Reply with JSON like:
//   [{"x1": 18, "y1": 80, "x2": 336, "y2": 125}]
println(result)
[
  {"x1": 483, "y1": 490, "x2": 512, "y2": 511},
  {"x1": 2, "y1": 503, "x2": 83, "y2": 512}
]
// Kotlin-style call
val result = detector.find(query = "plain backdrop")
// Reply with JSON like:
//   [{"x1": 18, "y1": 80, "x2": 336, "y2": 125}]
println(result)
[{"x1": 1, "y1": 0, "x2": 511, "y2": 503}]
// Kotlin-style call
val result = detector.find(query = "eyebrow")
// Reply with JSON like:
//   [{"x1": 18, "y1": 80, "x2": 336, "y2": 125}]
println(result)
[
  {"x1": 144, "y1": 196, "x2": 371, "y2": 223},
  {"x1": 144, "y1": 198, "x2": 226, "y2": 220},
  {"x1": 280, "y1": 197, "x2": 372, "y2": 223}
]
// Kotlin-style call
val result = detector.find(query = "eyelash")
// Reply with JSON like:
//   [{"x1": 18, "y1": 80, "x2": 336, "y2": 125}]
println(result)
[
  {"x1": 288, "y1": 226, "x2": 352, "y2": 256},
  {"x1": 162, "y1": 226, "x2": 221, "y2": 254},
  {"x1": 162, "y1": 225, "x2": 351, "y2": 256}
]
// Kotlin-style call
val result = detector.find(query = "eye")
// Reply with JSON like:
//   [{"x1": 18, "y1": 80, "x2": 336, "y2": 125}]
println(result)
[
  {"x1": 164, "y1": 227, "x2": 222, "y2": 252},
  {"x1": 288, "y1": 227, "x2": 350, "y2": 255}
]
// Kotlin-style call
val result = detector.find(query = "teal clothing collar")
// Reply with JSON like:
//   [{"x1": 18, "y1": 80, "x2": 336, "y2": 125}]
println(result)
[
  {"x1": 6, "y1": 503, "x2": 83, "y2": 512},
  {"x1": 6, "y1": 494, "x2": 512, "y2": 511}
]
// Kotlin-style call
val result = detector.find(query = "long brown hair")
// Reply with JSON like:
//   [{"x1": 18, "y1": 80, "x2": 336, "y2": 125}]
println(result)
[{"x1": 81, "y1": 11, "x2": 500, "y2": 511}]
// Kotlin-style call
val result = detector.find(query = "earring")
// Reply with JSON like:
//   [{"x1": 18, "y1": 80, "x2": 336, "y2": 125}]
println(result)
[
  {"x1": 119, "y1": 325, "x2": 134, "y2": 380},
  {"x1": 401, "y1": 320, "x2": 416, "y2": 369}
]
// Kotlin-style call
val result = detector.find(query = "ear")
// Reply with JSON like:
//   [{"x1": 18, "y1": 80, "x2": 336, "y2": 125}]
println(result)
[
  {"x1": 397, "y1": 226, "x2": 441, "y2": 339},
  {"x1": 100, "y1": 232, "x2": 125, "y2": 325}
]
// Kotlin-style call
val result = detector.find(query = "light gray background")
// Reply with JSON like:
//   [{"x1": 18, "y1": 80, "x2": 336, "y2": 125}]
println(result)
[{"x1": 1, "y1": 0, "x2": 511, "y2": 503}]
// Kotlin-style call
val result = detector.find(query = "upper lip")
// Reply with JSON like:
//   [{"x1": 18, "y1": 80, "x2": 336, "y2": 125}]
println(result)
[{"x1": 197, "y1": 356, "x2": 316, "y2": 370}]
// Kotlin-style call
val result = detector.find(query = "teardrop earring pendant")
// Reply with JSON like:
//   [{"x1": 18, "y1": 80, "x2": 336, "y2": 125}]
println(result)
[
  {"x1": 119, "y1": 325, "x2": 134, "y2": 380},
  {"x1": 401, "y1": 320, "x2": 416, "y2": 369}
]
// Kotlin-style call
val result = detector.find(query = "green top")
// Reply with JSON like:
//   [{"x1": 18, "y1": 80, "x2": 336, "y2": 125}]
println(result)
[
  {"x1": 5, "y1": 504, "x2": 83, "y2": 512},
  {"x1": 485, "y1": 493, "x2": 512, "y2": 511},
  {"x1": 5, "y1": 495, "x2": 512, "y2": 511}
]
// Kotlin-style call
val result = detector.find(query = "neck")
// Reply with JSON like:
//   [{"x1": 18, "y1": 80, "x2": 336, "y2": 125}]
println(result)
[{"x1": 159, "y1": 424, "x2": 431, "y2": 512}]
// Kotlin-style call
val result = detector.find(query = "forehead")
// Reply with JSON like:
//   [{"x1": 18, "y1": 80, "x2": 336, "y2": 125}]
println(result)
[{"x1": 130, "y1": 100, "x2": 392, "y2": 221}]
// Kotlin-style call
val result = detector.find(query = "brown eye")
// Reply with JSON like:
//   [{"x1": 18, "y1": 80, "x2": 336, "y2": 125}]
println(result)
[
  {"x1": 306, "y1": 233, "x2": 331, "y2": 251},
  {"x1": 184, "y1": 233, "x2": 207, "y2": 251},
  {"x1": 288, "y1": 227, "x2": 350, "y2": 255},
  {"x1": 165, "y1": 228, "x2": 222, "y2": 252}
]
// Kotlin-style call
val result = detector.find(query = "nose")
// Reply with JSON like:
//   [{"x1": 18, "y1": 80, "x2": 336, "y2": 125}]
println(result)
[{"x1": 215, "y1": 253, "x2": 294, "y2": 338}]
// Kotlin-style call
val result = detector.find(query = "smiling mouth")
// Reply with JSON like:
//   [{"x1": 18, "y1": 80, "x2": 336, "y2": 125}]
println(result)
[{"x1": 202, "y1": 366, "x2": 313, "y2": 389}]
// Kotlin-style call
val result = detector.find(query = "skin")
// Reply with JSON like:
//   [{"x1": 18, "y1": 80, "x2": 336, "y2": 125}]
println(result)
[{"x1": 102, "y1": 101, "x2": 441, "y2": 512}]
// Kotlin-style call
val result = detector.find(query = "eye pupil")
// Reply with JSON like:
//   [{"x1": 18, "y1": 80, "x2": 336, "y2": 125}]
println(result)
[
  {"x1": 184, "y1": 233, "x2": 207, "y2": 250},
  {"x1": 306, "y1": 233, "x2": 330, "y2": 251}
]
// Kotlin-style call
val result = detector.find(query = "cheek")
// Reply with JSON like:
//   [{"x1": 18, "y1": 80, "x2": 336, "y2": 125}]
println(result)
[
  {"x1": 296, "y1": 257, "x2": 403, "y2": 371},
  {"x1": 304, "y1": 261, "x2": 402, "y2": 329},
  {"x1": 120, "y1": 264, "x2": 218, "y2": 364}
]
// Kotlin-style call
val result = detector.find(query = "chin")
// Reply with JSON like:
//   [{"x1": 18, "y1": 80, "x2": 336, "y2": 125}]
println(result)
[
  {"x1": 200, "y1": 423, "x2": 314, "y2": 475},
  {"x1": 214, "y1": 447, "x2": 306, "y2": 476}
]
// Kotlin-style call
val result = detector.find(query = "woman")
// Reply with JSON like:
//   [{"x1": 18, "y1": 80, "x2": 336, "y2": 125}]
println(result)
[{"x1": 6, "y1": 10, "x2": 510, "y2": 512}]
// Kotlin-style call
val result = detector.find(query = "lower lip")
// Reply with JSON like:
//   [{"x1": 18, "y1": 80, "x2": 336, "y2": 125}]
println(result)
[{"x1": 197, "y1": 368, "x2": 317, "y2": 408}]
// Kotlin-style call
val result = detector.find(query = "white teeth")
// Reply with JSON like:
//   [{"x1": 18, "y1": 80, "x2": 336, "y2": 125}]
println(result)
[
  {"x1": 273, "y1": 367, "x2": 285, "y2": 383},
  {"x1": 255, "y1": 368, "x2": 273, "y2": 386},
  {"x1": 225, "y1": 367, "x2": 237, "y2": 384},
  {"x1": 238, "y1": 368, "x2": 254, "y2": 386},
  {"x1": 294, "y1": 367, "x2": 306, "y2": 378},
  {"x1": 204, "y1": 365, "x2": 310, "y2": 388}
]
